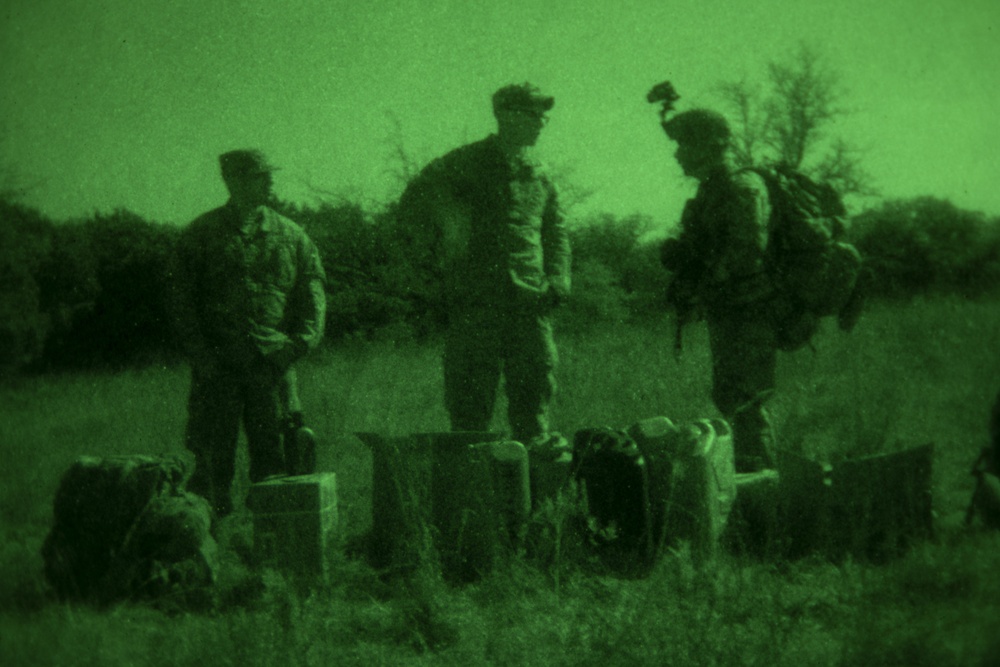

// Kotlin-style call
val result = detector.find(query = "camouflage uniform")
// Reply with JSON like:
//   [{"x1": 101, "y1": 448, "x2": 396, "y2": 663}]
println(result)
[
  {"x1": 968, "y1": 388, "x2": 1000, "y2": 528},
  {"x1": 404, "y1": 133, "x2": 571, "y2": 443},
  {"x1": 172, "y1": 200, "x2": 326, "y2": 514},
  {"x1": 665, "y1": 160, "x2": 777, "y2": 471}
]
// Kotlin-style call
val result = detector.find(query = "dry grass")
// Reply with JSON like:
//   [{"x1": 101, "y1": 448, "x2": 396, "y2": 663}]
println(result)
[{"x1": 1, "y1": 295, "x2": 1000, "y2": 666}]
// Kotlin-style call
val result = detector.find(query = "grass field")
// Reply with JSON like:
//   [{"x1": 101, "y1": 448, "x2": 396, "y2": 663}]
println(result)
[{"x1": 2, "y1": 296, "x2": 1000, "y2": 666}]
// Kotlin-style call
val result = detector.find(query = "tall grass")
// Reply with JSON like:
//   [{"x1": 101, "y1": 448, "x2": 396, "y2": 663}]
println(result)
[{"x1": 2, "y1": 296, "x2": 1000, "y2": 666}]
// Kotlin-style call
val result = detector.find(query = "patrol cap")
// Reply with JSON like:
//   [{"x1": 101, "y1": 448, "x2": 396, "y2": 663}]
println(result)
[
  {"x1": 219, "y1": 149, "x2": 279, "y2": 179},
  {"x1": 492, "y1": 82, "x2": 555, "y2": 114},
  {"x1": 662, "y1": 109, "x2": 731, "y2": 146}
]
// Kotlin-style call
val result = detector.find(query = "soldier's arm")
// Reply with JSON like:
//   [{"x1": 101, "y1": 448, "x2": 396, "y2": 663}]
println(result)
[
  {"x1": 398, "y1": 156, "x2": 471, "y2": 270},
  {"x1": 427, "y1": 154, "x2": 476, "y2": 266},
  {"x1": 289, "y1": 234, "x2": 327, "y2": 357},
  {"x1": 662, "y1": 199, "x2": 709, "y2": 307},
  {"x1": 396, "y1": 173, "x2": 440, "y2": 280},
  {"x1": 167, "y1": 227, "x2": 212, "y2": 368},
  {"x1": 709, "y1": 173, "x2": 770, "y2": 289},
  {"x1": 541, "y1": 178, "x2": 571, "y2": 299}
]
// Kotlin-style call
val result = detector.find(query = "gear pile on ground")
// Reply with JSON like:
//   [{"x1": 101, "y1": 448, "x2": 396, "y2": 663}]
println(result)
[{"x1": 41, "y1": 454, "x2": 218, "y2": 609}]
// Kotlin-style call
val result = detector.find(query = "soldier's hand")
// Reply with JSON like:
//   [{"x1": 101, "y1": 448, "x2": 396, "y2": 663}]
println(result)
[
  {"x1": 193, "y1": 354, "x2": 219, "y2": 380},
  {"x1": 541, "y1": 287, "x2": 565, "y2": 313},
  {"x1": 660, "y1": 238, "x2": 687, "y2": 271},
  {"x1": 665, "y1": 279, "x2": 693, "y2": 309},
  {"x1": 266, "y1": 342, "x2": 301, "y2": 376}
]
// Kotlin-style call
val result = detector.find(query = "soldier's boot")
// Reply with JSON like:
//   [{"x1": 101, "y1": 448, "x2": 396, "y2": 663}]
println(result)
[
  {"x1": 283, "y1": 411, "x2": 317, "y2": 476},
  {"x1": 732, "y1": 405, "x2": 775, "y2": 473},
  {"x1": 838, "y1": 266, "x2": 871, "y2": 333},
  {"x1": 295, "y1": 425, "x2": 317, "y2": 475},
  {"x1": 525, "y1": 431, "x2": 571, "y2": 461}
]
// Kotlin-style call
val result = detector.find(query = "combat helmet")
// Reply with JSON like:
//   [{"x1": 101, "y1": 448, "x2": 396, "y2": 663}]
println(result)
[{"x1": 661, "y1": 109, "x2": 732, "y2": 147}]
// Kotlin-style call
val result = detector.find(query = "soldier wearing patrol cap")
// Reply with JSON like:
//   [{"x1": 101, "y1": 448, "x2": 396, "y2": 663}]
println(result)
[
  {"x1": 398, "y1": 82, "x2": 571, "y2": 450},
  {"x1": 657, "y1": 104, "x2": 778, "y2": 473},
  {"x1": 170, "y1": 149, "x2": 327, "y2": 516}
]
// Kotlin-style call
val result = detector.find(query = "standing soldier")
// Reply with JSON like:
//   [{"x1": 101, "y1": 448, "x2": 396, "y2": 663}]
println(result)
[
  {"x1": 399, "y1": 82, "x2": 571, "y2": 450},
  {"x1": 967, "y1": 388, "x2": 1000, "y2": 529},
  {"x1": 658, "y1": 108, "x2": 778, "y2": 472},
  {"x1": 171, "y1": 149, "x2": 326, "y2": 516}
]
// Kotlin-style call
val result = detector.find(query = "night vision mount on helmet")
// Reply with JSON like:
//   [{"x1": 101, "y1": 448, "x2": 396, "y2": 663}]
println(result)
[
  {"x1": 647, "y1": 80, "x2": 681, "y2": 124},
  {"x1": 647, "y1": 81, "x2": 730, "y2": 146}
]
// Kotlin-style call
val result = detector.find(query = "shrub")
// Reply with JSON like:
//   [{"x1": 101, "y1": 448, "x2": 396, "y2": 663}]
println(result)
[
  {"x1": 0, "y1": 199, "x2": 54, "y2": 373},
  {"x1": 51, "y1": 210, "x2": 180, "y2": 368},
  {"x1": 285, "y1": 201, "x2": 425, "y2": 341},
  {"x1": 849, "y1": 197, "x2": 1000, "y2": 299},
  {"x1": 34, "y1": 223, "x2": 102, "y2": 367},
  {"x1": 564, "y1": 213, "x2": 670, "y2": 327},
  {"x1": 6, "y1": 189, "x2": 999, "y2": 374}
]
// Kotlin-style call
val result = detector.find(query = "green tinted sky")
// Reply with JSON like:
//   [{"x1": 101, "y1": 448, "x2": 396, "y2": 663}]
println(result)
[{"x1": 1, "y1": 0, "x2": 997, "y2": 227}]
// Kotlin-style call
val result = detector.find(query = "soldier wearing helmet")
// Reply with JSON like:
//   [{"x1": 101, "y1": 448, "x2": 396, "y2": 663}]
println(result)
[
  {"x1": 397, "y1": 83, "x2": 570, "y2": 450},
  {"x1": 656, "y1": 99, "x2": 778, "y2": 473}
]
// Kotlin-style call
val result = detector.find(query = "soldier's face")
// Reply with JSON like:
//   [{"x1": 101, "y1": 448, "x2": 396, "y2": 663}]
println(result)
[
  {"x1": 228, "y1": 171, "x2": 274, "y2": 207},
  {"x1": 674, "y1": 141, "x2": 719, "y2": 179},
  {"x1": 497, "y1": 108, "x2": 548, "y2": 147}
]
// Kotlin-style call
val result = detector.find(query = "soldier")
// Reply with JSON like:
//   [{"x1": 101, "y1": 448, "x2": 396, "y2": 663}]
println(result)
[
  {"x1": 658, "y1": 109, "x2": 777, "y2": 472},
  {"x1": 399, "y1": 82, "x2": 571, "y2": 449},
  {"x1": 967, "y1": 388, "x2": 1000, "y2": 528},
  {"x1": 171, "y1": 149, "x2": 326, "y2": 516}
]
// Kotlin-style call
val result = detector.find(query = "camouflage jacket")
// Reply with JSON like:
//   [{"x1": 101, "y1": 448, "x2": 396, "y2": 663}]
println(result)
[
  {"x1": 666, "y1": 163, "x2": 773, "y2": 308},
  {"x1": 401, "y1": 134, "x2": 571, "y2": 310},
  {"x1": 170, "y1": 202, "x2": 326, "y2": 370}
]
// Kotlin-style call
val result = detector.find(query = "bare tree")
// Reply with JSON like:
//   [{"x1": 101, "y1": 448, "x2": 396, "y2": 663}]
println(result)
[
  {"x1": 716, "y1": 78, "x2": 771, "y2": 169},
  {"x1": 546, "y1": 161, "x2": 596, "y2": 216},
  {"x1": 716, "y1": 43, "x2": 874, "y2": 197},
  {"x1": 813, "y1": 137, "x2": 873, "y2": 197},
  {"x1": 764, "y1": 44, "x2": 840, "y2": 168},
  {"x1": 382, "y1": 110, "x2": 423, "y2": 188}
]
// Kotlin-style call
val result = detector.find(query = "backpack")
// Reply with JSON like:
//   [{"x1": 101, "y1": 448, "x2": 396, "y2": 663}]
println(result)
[
  {"x1": 747, "y1": 165, "x2": 864, "y2": 351},
  {"x1": 571, "y1": 419, "x2": 739, "y2": 572},
  {"x1": 572, "y1": 427, "x2": 657, "y2": 572},
  {"x1": 42, "y1": 455, "x2": 217, "y2": 608}
]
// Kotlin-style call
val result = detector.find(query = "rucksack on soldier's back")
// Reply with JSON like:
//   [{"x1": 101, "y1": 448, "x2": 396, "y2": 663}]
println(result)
[{"x1": 746, "y1": 164, "x2": 864, "y2": 351}]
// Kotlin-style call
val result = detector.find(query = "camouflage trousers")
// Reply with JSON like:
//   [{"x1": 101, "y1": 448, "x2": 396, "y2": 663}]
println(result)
[
  {"x1": 706, "y1": 302, "x2": 778, "y2": 472},
  {"x1": 279, "y1": 366, "x2": 302, "y2": 417},
  {"x1": 444, "y1": 306, "x2": 558, "y2": 444},
  {"x1": 184, "y1": 361, "x2": 286, "y2": 515}
]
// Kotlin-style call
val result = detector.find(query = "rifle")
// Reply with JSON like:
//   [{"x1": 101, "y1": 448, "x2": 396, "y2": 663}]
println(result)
[
  {"x1": 672, "y1": 302, "x2": 690, "y2": 361},
  {"x1": 648, "y1": 73, "x2": 711, "y2": 361},
  {"x1": 666, "y1": 280, "x2": 700, "y2": 361},
  {"x1": 662, "y1": 238, "x2": 704, "y2": 360}
]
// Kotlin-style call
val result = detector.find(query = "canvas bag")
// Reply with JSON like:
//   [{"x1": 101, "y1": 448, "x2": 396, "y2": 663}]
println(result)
[
  {"x1": 42, "y1": 455, "x2": 217, "y2": 607},
  {"x1": 747, "y1": 165, "x2": 863, "y2": 350}
]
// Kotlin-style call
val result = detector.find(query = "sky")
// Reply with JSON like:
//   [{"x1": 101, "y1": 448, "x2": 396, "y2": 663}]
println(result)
[{"x1": 1, "y1": 0, "x2": 998, "y2": 230}]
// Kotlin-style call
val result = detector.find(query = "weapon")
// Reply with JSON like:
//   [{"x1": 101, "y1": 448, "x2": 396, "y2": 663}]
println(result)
[
  {"x1": 648, "y1": 80, "x2": 695, "y2": 358},
  {"x1": 667, "y1": 282, "x2": 699, "y2": 361},
  {"x1": 646, "y1": 80, "x2": 681, "y2": 124},
  {"x1": 673, "y1": 305, "x2": 688, "y2": 361},
  {"x1": 662, "y1": 239, "x2": 703, "y2": 360}
]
